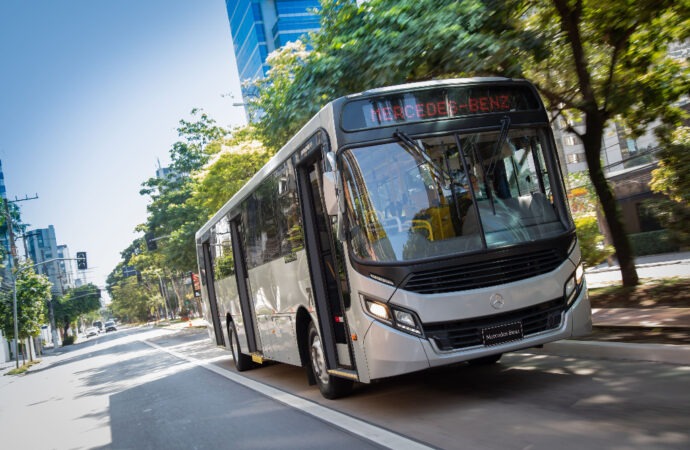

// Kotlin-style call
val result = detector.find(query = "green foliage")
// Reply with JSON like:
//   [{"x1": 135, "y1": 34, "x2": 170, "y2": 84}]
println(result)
[
  {"x1": 5, "y1": 360, "x2": 41, "y2": 375},
  {"x1": 53, "y1": 283, "x2": 102, "y2": 337},
  {"x1": 648, "y1": 127, "x2": 690, "y2": 247},
  {"x1": 575, "y1": 215, "x2": 614, "y2": 267},
  {"x1": 249, "y1": 0, "x2": 536, "y2": 151},
  {"x1": 109, "y1": 278, "x2": 157, "y2": 323},
  {"x1": 628, "y1": 229, "x2": 680, "y2": 256},
  {"x1": 191, "y1": 136, "x2": 271, "y2": 215},
  {"x1": 523, "y1": 0, "x2": 689, "y2": 132},
  {"x1": 523, "y1": 0, "x2": 689, "y2": 284},
  {"x1": 138, "y1": 109, "x2": 231, "y2": 273},
  {"x1": 0, "y1": 261, "x2": 50, "y2": 340}
]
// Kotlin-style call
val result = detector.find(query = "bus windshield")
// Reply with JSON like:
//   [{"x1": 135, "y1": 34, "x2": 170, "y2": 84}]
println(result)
[{"x1": 341, "y1": 128, "x2": 567, "y2": 262}]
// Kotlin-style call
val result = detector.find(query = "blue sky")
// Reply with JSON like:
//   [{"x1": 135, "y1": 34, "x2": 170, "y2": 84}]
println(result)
[{"x1": 0, "y1": 0, "x2": 246, "y2": 292}]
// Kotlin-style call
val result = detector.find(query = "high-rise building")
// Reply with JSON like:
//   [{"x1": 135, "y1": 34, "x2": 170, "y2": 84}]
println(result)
[
  {"x1": 25, "y1": 226, "x2": 72, "y2": 296},
  {"x1": 57, "y1": 245, "x2": 75, "y2": 290},
  {"x1": 0, "y1": 160, "x2": 7, "y2": 200},
  {"x1": 225, "y1": 0, "x2": 321, "y2": 83}
]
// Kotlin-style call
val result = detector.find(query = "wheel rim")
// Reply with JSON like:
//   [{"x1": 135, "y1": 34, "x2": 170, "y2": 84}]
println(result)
[{"x1": 310, "y1": 333, "x2": 329, "y2": 385}]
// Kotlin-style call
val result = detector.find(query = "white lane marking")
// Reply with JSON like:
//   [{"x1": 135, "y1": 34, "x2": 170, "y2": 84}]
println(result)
[{"x1": 142, "y1": 339, "x2": 433, "y2": 450}]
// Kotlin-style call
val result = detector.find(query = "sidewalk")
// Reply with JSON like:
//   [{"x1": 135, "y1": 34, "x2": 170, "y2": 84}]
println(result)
[
  {"x1": 585, "y1": 251, "x2": 690, "y2": 329},
  {"x1": 585, "y1": 251, "x2": 690, "y2": 287},
  {"x1": 537, "y1": 251, "x2": 690, "y2": 365}
]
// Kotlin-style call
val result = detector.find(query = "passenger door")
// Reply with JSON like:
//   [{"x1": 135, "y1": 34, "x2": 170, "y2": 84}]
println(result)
[
  {"x1": 296, "y1": 140, "x2": 355, "y2": 374},
  {"x1": 200, "y1": 240, "x2": 225, "y2": 346},
  {"x1": 230, "y1": 217, "x2": 261, "y2": 354}
]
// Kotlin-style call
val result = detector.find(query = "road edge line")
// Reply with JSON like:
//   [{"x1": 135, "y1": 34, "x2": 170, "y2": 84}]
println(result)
[{"x1": 141, "y1": 339, "x2": 434, "y2": 450}]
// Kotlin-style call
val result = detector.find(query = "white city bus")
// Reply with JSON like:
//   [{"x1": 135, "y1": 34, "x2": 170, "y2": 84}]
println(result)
[{"x1": 195, "y1": 78, "x2": 591, "y2": 399}]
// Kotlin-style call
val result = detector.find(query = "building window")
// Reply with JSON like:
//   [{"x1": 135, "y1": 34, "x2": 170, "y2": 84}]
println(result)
[
  {"x1": 566, "y1": 152, "x2": 586, "y2": 164},
  {"x1": 564, "y1": 135, "x2": 580, "y2": 146}
]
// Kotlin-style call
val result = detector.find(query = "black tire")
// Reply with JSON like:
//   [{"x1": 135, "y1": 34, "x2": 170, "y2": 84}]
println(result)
[
  {"x1": 308, "y1": 322, "x2": 353, "y2": 399},
  {"x1": 467, "y1": 353, "x2": 502, "y2": 366},
  {"x1": 228, "y1": 322, "x2": 255, "y2": 372}
]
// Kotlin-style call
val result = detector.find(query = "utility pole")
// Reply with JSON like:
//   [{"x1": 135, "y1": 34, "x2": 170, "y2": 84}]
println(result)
[{"x1": 3, "y1": 195, "x2": 38, "y2": 367}]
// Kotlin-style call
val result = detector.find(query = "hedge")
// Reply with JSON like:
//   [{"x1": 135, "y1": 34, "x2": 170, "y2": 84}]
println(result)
[{"x1": 628, "y1": 229, "x2": 680, "y2": 256}]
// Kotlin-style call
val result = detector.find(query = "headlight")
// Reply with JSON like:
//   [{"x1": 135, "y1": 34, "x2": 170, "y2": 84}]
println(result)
[
  {"x1": 575, "y1": 263, "x2": 584, "y2": 285},
  {"x1": 564, "y1": 263, "x2": 585, "y2": 307},
  {"x1": 364, "y1": 297, "x2": 423, "y2": 336},
  {"x1": 365, "y1": 299, "x2": 391, "y2": 322}
]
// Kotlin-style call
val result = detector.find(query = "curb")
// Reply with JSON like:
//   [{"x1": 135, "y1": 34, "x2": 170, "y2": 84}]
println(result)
[{"x1": 525, "y1": 340, "x2": 690, "y2": 365}]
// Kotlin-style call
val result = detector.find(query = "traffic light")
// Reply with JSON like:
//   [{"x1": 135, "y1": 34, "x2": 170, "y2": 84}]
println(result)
[
  {"x1": 145, "y1": 232, "x2": 157, "y2": 251},
  {"x1": 76, "y1": 252, "x2": 87, "y2": 270}
]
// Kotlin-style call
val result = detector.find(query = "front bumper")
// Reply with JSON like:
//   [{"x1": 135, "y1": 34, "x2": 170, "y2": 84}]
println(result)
[{"x1": 362, "y1": 286, "x2": 591, "y2": 381}]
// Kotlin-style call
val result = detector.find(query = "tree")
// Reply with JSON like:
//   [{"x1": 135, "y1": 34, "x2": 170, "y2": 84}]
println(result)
[
  {"x1": 109, "y1": 278, "x2": 156, "y2": 323},
  {"x1": 139, "y1": 109, "x2": 231, "y2": 273},
  {"x1": 190, "y1": 129, "x2": 271, "y2": 215},
  {"x1": 648, "y1": 127, "x2": 690, "y2": 247},
  {"x1": 0, "y1": 261, "x2": 51, "y2": 360},
  {"x1": 249, "y1": 0, "x2": 534, "y2": 151},
  {"x1": 53, "y1": 284, "x2": 101, "y2": 342},
  {"x1": 519, "y1": 0, "x2": 689, "y2": 285},
  {"x1": 248, "y1": 0, "x2": 689, "y2": 286}
]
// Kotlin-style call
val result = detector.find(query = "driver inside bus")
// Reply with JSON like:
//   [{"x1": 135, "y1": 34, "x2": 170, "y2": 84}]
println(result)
[{"x1": 462, "y1": 173, "x2": 483, "y2": 199}]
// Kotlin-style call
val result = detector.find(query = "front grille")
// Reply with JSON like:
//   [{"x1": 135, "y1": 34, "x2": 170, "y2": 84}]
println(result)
[
  {"x1": 402, "y1": 248, "x2": 564, "y2": 294},
  {"x1": 423, "y1": 298, "x2": 566, "y2": 351}
]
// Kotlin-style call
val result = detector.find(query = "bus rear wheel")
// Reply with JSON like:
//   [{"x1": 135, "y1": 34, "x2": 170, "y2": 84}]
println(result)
[
  {"x1": 228, "y1": 322, "x2": 255, "y2": 372},
  {"x1": 308, "y1": 322, "x2": 353, "y2": 399}
]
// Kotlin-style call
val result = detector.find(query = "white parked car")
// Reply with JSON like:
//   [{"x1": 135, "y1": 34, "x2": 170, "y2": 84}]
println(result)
[{"x1": 85, "y1": 327, "x2": 99, "y2": 338}]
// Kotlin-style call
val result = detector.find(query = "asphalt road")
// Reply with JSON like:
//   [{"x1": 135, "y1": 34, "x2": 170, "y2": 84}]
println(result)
[{"x1": 1, "y1": 326, "x2": 688, "y2": 449}]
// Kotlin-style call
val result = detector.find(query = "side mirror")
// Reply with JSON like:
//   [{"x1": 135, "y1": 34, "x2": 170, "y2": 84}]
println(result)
[{"x1": 322, "y1": 171, "x2": 338, "y2": 216}]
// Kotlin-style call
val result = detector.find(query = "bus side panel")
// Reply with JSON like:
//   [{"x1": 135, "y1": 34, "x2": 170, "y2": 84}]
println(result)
[
  {"x1": 213, "y1": 275, "x2": 244, "y2": 350},
  {"x1": 271, "y1": 249, "x2": 312, "y2": 365},
  {"x1": 247, "y1": 262, "x2": 276, "y2": 355},
  {"x1": 246, "y1": 249, "x2": 311, "y2": 366}
]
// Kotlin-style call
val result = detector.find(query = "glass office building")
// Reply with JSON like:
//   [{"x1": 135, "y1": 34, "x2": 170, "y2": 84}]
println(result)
[{"x1": 225, "y1": 0, "x2": 321, "y2": 82}]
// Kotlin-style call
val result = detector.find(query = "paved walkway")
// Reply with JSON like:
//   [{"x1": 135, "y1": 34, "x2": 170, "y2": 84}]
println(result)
[
  {"x1": 585, "y1": 251, "x2": 690, "y2": 329},
  {"x1": 585, "y1": 251, "x2": 690, "y2": 287},
  {"x1": 592, "y1": 307, "x2": 690, "y2": 328}
]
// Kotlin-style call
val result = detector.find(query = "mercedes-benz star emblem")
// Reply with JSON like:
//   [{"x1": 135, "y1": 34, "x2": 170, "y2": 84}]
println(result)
[{"x1": 490, "y1": 293, "x2": 505, "y2": 310}]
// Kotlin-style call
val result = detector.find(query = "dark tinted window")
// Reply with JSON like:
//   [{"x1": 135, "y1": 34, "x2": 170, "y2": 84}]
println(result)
[{"x1": 242, "y1": 160, "x2": 304, "y2": 269}]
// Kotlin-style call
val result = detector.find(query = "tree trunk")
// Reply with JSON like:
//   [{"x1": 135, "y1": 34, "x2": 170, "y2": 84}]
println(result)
[
  {"x1": 169, "y1": 275, "x2": 185, "y2": 317},
  {"x1": 583, "y1": 115, "x2": 639, "y2": 286},
  {"x1": 27, "y1": 337, "x2": 33, "y2": 362}
]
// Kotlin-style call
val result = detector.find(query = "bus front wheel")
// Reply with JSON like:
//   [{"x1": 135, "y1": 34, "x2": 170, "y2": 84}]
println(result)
[
  {"x1": 228, "y1": 322, "x2": 255, "y2": 372},
  {"x1": 308, "y1": 322, "x2": 353, "y2": 399}
]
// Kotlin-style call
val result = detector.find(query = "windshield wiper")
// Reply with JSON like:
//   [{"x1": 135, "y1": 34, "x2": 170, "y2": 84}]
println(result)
[
  {"x1": 394, "y1": 130, "x2": 449, "y2": 184},
  {"x1": 485, "y1": 116, "x2": 511, "y2": 184},
  {"x1": 395, "y1": 130, "x2": 467, "y2": 230}
]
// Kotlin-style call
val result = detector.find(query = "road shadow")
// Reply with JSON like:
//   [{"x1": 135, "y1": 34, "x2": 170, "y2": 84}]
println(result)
[{"x1": 107, "y1": 365, "x2": 384, "y2": 450}]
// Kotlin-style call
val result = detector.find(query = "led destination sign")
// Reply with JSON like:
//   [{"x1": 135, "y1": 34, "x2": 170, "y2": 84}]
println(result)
[{"x1": 341, "y1": 84, "x2": 540, "y2": 131}]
